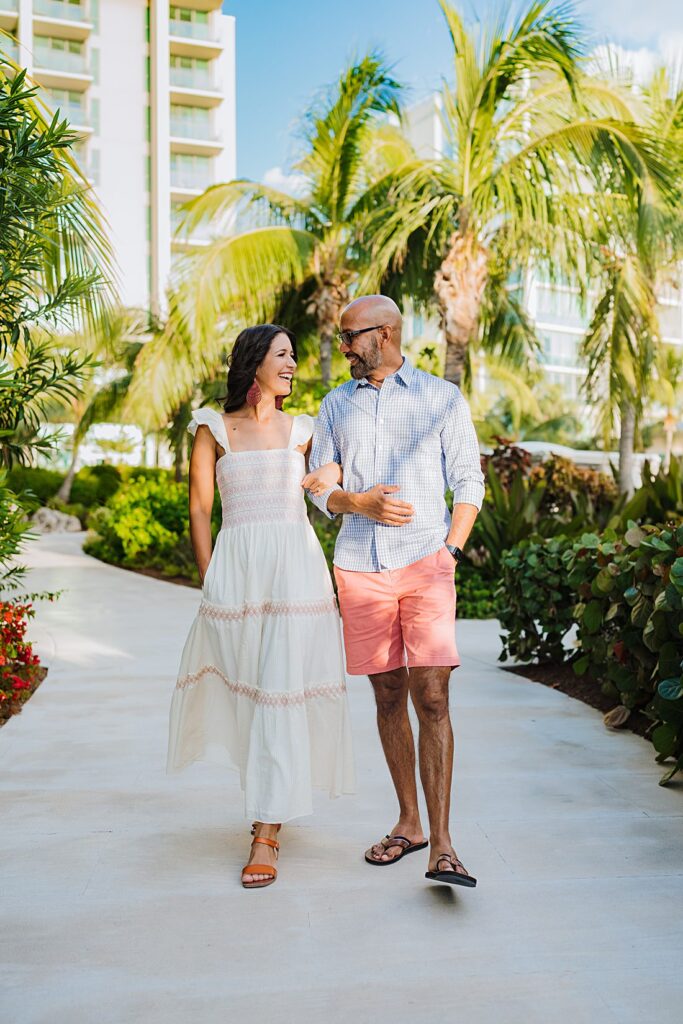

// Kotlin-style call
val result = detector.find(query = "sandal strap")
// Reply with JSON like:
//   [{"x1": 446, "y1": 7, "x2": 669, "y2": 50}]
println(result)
[
  {"x1": 436, "y1": 853, "x2": 467, "y2": 873},
  {"x1": 380, "y1": 834, "x2": 411, "y2": 850},
  {"x1": 252, "y1": 836, "x2": 279, "y2": 851},
  {"x1": 242, "y1": 864, "x2": 277, "y2": 878}
]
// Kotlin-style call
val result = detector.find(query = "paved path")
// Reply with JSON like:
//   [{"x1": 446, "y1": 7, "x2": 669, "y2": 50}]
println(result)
[{"x1": 2, "y1": 533, "x2": 682, "y2": 1024}]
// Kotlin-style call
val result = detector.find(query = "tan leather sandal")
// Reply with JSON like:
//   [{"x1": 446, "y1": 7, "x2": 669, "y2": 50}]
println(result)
[{"x1": 241, "y1": 823, "x2": 281, "y2": 889}]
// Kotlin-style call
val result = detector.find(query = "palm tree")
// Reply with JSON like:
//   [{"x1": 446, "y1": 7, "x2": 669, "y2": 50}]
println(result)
[
  {"x1": 0, "y1": 61, "x2": 117, "y2": 466},
  {"x1": 581, "y1": 64, "x2": 683, "y2": 493},
  {"x1": 357, "y1": 0, "x2": 671, "y2": 389},
  {"x1": 173, "y1": 54, "x2": 406, "y2": 388}
]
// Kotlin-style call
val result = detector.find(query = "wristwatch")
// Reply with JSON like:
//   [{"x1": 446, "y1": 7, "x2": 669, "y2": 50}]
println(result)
[{"x1": 446, "y1": 544, "x2": 464, "y2": 563}]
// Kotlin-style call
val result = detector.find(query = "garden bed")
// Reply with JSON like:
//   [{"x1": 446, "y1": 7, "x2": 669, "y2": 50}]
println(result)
[
  {"x1": 506, "y1": 661, "x2": 652, "y2": 740},
  {"x1": 0, "y1": 665, "x2": 48, "y2": 726}
]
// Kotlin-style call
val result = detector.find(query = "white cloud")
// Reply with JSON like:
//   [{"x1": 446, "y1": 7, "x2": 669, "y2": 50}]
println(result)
[
  {"x1": 262, "y1": 165, "x2": 307, "y2": 197},
  {"x1": 587, "y1": 0, "x2": 683, "y2": 46}
]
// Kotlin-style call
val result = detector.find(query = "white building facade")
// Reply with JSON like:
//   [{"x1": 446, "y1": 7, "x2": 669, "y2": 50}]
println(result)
[{"x1": 1, "y1": 0, "x2": 236, "y2": 312}]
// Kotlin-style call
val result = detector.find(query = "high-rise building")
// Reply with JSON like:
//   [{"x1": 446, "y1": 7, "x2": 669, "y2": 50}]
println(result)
[
  {"x1": 404, "y1": 94, "x2": 683, "y2": 411},
  {"x1": 1, "y1": 0, "x2": 236, "y2": 312}
]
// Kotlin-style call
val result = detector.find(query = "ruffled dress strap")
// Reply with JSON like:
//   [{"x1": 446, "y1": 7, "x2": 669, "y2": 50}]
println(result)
[
  {"x1": 288, "y1": 414, "x2": 315, "y2": 450},
  {"x1": 189, "y1": 407, "x2": 231, "y2": 456}
]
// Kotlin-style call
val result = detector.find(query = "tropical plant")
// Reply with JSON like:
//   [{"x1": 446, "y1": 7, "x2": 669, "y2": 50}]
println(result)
[
  {"x1": 615, "y1": 455, "x2": 683, "y2": 527},
  {"x1": 139, "y1": 53, "x2": 407, "y2": 428},
  {"x1": 358, "y1": 0, "x2": 672, "y2": 392},
  {"x1": 0, "y1": 62, "x2": 116, "y2": 466},
  {"x1": 580, "y1": 63, "x2": 683, "y2": 493},
  {"x1": 498, "y1": 522, "x2": 683, "y2": 783}
]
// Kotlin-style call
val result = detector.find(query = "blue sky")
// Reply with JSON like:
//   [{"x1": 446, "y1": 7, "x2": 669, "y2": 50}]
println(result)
[{"x1": 223, "y1": 1, "x2": 683, "y2": 182}]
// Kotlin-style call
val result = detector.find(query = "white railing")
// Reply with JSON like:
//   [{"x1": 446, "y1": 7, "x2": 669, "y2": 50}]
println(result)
[
  {"x1": 170, "y1": 66, "x2": 213, "y2": 90},
  {"x1": 170, "y1": 118, "x2": 214, "y2": 140},
  {"x1": 171, "y1": 168, "x2": 212, "y2": 191},
  {"x1": 34, "y1": 0, "x2": 88, "y2": 22},
  {"x1": 34, "y1": 46, "x2": 88, "y2": 75},
  {"x1": 169, "y1": 19, "x2": 214, "y2": 42}
]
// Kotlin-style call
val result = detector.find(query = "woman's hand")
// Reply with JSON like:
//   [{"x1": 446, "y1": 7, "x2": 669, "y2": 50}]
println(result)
[{"x1": 302, "y1": 461, "x2": 343, "y2": 496}]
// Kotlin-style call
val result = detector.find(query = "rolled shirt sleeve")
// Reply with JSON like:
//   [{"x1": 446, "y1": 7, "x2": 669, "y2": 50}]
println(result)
[
  {"x1": 441, "y1": 387, "x2": 486, "y2": 509},
  {"x1": 307, "y1": 396, "x2": 342, "y2": 519}
]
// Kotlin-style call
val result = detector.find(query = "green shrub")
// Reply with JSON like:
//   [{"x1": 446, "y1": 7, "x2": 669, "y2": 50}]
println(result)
[
  {"x1": 615, "y1": 456, "x2": 683, "y2": 528},
  {"x1": 456, "y1": 564, "x2": 499, "y2": 619},
  {"x1": 498, "y1": 536, "x2": 575, "y2": 662},
  {"x1": 85, "y1": 476, "x2": 187, "y2": 562},
  {"x1": 6, "y1": 466, "x2": 65, "y2": 506},
  {"x1": 498, "y1": 522, "x2": 683, "y2": 784},
  {"x1": 71, "y1": 464, "x2": 122, "y2": 507}
]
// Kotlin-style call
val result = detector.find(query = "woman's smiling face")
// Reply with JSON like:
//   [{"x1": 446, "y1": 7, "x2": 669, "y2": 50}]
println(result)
[{"x1": 257, "y1": 332, "x2": 297, "y2": 398}]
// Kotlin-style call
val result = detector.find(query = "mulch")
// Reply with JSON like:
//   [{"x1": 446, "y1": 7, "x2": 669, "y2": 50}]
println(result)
[
  {"x1": 0, "y1": 666, "x2": 48, "y2": 727},
  {"x1": 505, "y1": 661, "x2": 653, "y2": 740}
]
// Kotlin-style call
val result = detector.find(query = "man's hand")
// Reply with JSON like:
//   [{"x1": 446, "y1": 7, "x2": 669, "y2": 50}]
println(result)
[{"x1": 356, "y1": 485, "x2": 414, "y2": 525}]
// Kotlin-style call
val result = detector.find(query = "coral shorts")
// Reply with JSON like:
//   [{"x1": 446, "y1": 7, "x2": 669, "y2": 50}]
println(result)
[{"x1": 334, "y1": 547, "x2": 460, "y2": 676}]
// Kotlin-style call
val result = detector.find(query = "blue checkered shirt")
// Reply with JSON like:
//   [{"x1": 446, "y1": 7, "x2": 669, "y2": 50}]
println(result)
[{"x1": 308, "y1": 358, "x2": 485, "y2": 572}]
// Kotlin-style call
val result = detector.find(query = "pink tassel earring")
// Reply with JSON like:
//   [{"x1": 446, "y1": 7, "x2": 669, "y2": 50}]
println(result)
[
  {"x1": 246, "y1": 380, "x2": 262, "y2": 406},
  {"x1": 275, "y1": 396, "x2": 284, "y2": 410}
]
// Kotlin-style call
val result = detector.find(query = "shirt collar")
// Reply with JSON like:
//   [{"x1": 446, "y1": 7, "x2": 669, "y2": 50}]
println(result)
[{"x1": 354, "y1": 356, "x2": 414, "y2": 390}]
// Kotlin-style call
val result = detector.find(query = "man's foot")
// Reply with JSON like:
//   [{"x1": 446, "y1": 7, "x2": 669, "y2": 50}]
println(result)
[
  {"x1": 426, "y1": 841, "x2": 476, "y2": 886},
  {"x1": 365, "y1": 822, "x2": 426, "y2": 864},
  {"x1": 242, "y1": 822, "x2": 280, "y2": 886}
]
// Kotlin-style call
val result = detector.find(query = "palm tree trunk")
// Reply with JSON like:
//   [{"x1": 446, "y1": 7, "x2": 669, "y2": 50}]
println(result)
[
  {"x1": 434, "y1": 232, "x2": 488, "y2": 387},
  {"x1": 55, "y1": 444, "x2": 80, "y2": 503},
  {"x1": 174, "y1": 440, "x2": 186, "y2": 482},
  {"x1": 618, "y1": 399, "x2": 636, "y2": 496},
  {"x1": 310, "y1": 279, "x2": 349, "y2": 386}
]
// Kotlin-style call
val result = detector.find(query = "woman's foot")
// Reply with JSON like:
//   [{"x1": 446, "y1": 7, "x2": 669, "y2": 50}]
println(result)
[{"x1": 241, "y1": 822, "x2": 281, "y2": 887}]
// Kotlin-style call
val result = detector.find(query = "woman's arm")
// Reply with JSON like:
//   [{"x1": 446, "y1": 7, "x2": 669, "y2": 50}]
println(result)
[
  {"x1": 188, "y1": 425, "x2": 217, "y2": 583},
  {"x1": 302, "y1": 438, "x2": 343, "y2": 495}
]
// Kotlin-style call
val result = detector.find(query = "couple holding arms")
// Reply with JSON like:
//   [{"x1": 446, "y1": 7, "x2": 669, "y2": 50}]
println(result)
[{"x1": 167, "y1": 294, "x2": 485, "y2": 890}]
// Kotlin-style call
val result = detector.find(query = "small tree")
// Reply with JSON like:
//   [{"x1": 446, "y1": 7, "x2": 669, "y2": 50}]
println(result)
[{"x1": 0, "y1": 62, "x2": 116, "y2": 467}]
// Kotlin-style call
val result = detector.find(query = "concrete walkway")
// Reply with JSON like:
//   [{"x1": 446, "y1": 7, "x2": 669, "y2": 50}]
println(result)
[{"x1": 2, "y1": 533, "x2": 682, "y2": 1024}]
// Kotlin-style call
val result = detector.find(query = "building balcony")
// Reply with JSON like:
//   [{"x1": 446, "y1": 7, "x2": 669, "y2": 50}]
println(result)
[
  {"x1": 169, "y1": 20, "x2": 222, "y2": 59},
  {"x1": 177, "y1": 1, "x2": 223, "y2": 11},
  {"x1": 169, "y1": 119, "x2": 222, "y2": 156},
  {"x1": 0, "y1": 35, "x2": 19, "y2": 61},
  {"x1": 33, "y1": 1, "x2": 93, "y2": 41},
  {"x1": 169, "y1": 76, "x2": 223, "y2": 108},
  {"x1": 0, "y1": 3, "x2": 18, "y2": 33},
  {"x1": 33, "y1": 62, "x2": 92, "y2": 91},
  {"x1": 44, "y1": 97, "x2": 91, "y2": 131},
  {"x1": 170, "y1": 168, "x2": 212, "y2": 191}
]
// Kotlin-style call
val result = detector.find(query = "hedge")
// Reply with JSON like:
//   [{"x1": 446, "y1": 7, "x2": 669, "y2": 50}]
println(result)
[{"x1": 498, "y1": 523, "x2": 683, "y2": 784}]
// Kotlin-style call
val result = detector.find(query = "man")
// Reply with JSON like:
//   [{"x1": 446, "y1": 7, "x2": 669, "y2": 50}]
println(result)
[{"x1": 305, "y1": 294, "x2": 485, "y2": 886}]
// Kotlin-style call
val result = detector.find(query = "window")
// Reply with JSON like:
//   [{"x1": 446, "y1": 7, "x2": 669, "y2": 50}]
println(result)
[
  {"x1": 539, "y1": 330, "x2": 581, "y2": 368},
  {"x1": 170, "y1": 103, "x2": 211, "y2": 139},
  {"x1": 34, "y1": 35, "x2": 87, "y2": 73},
  {"x1": 170, "y1": 55, "x2": 212, "y2": 89},
  {"x1": 170, "y1": 153, "x2": 212, "y2": 190}
]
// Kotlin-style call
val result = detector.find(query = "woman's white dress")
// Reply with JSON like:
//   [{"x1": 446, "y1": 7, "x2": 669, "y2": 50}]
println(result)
[{"x1": 167, "y1": 408, "x2": 355, "y2": 823}]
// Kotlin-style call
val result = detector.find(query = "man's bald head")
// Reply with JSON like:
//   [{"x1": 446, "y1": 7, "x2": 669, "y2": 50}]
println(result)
[
  {"x1": 341, "y1": 295, "x2": 403, "y2": 338},
  {"x1": 338, "y1": 294, "x2": 404, "y2": 381}
]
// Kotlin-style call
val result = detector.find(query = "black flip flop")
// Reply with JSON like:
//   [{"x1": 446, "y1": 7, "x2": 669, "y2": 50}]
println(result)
[
  {"x1": 425, "y1": 853, "x2": 477, "y2": 887},
  {"x1": 365, "y1": 834, "x2": 428, "y2": 865}
]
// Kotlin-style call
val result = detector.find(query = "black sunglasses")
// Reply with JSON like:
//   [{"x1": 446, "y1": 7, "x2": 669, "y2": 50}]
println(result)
[{"x1": 336, "y1": 324, "x2": 387, "y2": 347}]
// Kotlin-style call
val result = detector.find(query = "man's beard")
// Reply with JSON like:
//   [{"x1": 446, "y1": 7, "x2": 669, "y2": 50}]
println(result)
[{"x1": 349, "y1": 337, "x2": 382, "y2": 379}]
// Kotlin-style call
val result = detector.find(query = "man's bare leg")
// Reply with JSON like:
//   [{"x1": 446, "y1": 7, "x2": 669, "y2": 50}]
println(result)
[
  {"x1": 367, "y1": 667, "x2": 425, "y2": 862},
  {"x1": 409, "y1": 665, "x2": 470, "y2": 876}
]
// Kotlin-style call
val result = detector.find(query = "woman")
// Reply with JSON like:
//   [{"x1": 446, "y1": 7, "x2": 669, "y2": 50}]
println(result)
[{"x1": 167, "y1": 324, "x2": 354, "y2": 889}]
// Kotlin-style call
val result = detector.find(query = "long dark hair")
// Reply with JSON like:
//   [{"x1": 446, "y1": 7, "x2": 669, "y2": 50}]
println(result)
[{"x1": 223, "y1": 323, "x2": 297, "y2": 413}]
